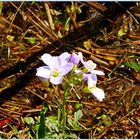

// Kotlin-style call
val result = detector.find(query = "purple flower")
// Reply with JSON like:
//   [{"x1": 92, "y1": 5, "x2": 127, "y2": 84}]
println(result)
[
  {"x1": 36, "y1": 52, "x2": 73, "y2": 85},
  {"x1": 59, "y1": 52, "x2": 71, "y2": 62},
  {"x1": 83, "y1": 72, "x2": 105, "y2": 101},
  {"x1": 70, "y1": 52, "x2": 82, "y2": 65},
  {"x1": 83, "y1": 73, "x2": 97, "y2": 86}
]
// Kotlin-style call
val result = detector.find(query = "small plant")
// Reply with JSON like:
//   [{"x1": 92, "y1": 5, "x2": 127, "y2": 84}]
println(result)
[
  {"x1": 36, "y1": 51, "x2": 105, "y2": 138},
  {"x1": 124, "y1": 61, "x2": 140, "y2": 72}
]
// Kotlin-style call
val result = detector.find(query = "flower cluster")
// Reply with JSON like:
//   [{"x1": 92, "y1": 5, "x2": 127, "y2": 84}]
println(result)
[{"x1": 36, "y1": 52, "x2": 105, "y2": 101}]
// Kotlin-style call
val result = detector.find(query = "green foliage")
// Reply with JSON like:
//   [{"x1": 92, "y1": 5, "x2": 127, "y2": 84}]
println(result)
[
  {"x1": 124, "y1": 61, "x2": 140, "y2": 72},
  {"x1": 32, "y1": 123, "x2": 39, "y2": 138},
  {"x1": 74, "y1": 110, "x2": 83, "y2": 122},
  {"x1": 68, "y1": 110, "x2": 83, "y2": 130},
  {"x1": 118, "y1": 28, "x2": 124, "y2": 37},
  {"x1": 30, "y1": 1, "x2": 36, "y2": 5},
  {"x1": 44, "y1": 115, "x2": 78, "y2": 138},
  {"x1": 25, "y1": 37, "x2": 37, "y2": 44},
  {"x1": 64, "y1": 17, "x2": 71, "y2": 32},
  {"x1": 22, "y1": 105, "x2": 80, "y2": 138},
  {"x1": 45, "y1": 131, "x2": 78, "y2": 139},
  {"x1": 20, "y1": 45, "x2": 28, "y2": 51},
  {"x1": 24, "y1": 117, "x2": 35, "y2": 126},
  {"x1": 38, "y1": 104, "x2": 47, "y2": 139},
  {"x1": 83, "y1": 86, "x2": 90, "y2": 93},
  {"x1": 45, "y1": 116, "x2": 59, "y2": 132},
  {"x1": 100, "y1": 114, "x2": 112, "y2": 127},
  {"x1": 75, "y1": 102, "x2": 83, "y2": 110},
  {"x1": 69, "y1": 69, "x2": 83, "y2": 86},
  {"x1": 0, "y1": 2, "x2": 3, "y2": 14}
]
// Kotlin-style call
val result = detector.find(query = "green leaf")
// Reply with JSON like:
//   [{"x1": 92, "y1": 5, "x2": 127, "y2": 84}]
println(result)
[
  {"x1": 25, "y1": 37, "x2": 37, "y2": 44},
  {"x1": 33, "y1": 123, "x2": 40, "y2": 138},
  {"x1": 45, "y1": 116, "x2": 59, "y2": 132},
  {"x1": 20, "y1": 45, "x2": 27, "y2": 51},
  {"x1": 74, "y1": 110, "x2": 83, "y2": 122},
  {"x1": 64, "y1": 17, "x2": 70, "y2": 31},
  {"x1": 75, "y1": 103, "x2": 83, "y2": 110},
  {"x1": 45, "y1": 131, "x2": 78, "y2": 139},
  {"x1": 67, "y1": 110, "x2": 83, "y2": 130},
  {"x1": 0, "y1": 2, "x2": 3, "y2": 14},
  {"x1": 30, "y1": 1, "x2": 36, "y2": 5},
  {"x1": 24, "y1": 117, "x2": 35, "y2": 125},
  {"x1": 118, "y1": 28, "x2": 124, "y2": 37},
  {"x1": 67, "y1": 117, "x2": 82, "y2": 130},
  {"x1": 38, "y1": 104, "x2": 47, "y2": 139},
  {"x1": 101, "y1": 114, "x2": 112, "y2": 127},
  {"x1": 124, "y1": 61, "x2": 140, "y2": 72}
]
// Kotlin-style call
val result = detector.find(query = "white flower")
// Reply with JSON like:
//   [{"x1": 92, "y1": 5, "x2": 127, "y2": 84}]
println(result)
[{"x1": 89, "y1": 86, "x2": 105, "y2": 101}]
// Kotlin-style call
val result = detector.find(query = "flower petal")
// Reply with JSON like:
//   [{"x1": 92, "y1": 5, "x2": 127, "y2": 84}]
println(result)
[
  {"x1": 78, "y1": 52, "x2": 84, "y2": 63},
  {"x1": 60, "y1": 63, "x2": 74, "y2": 75},
  {"x1": 92, "y1": 70, "x2": 105, "y2": 75},
  {"x1": 50, "y1": 76, "x2": 63, "y2": 85},
  {"x1": 41, "y1": 53, "x2": 53, "y2": 66},
  {"x1": 90, "y1": 87, "x2": 105, "y2": 101},
  {"x1": 70, "y1": 52, "x2": 80, "y2": 64},
  {"x1": 83, "y1": 73, "x2": 97, "y2": 86},
  {"x1": 59, "y1": 52, "x2": 71, "y2": 66},
  {"x1": 83, "y1": 60, "x2": 97, "y2": 72},
  {"x1": 41, "y1": 54, "x2": 60, "y2": 70},
  {"x1": 88, "y1": 74, "x2": 97, "y2": 87},
  {"x1": 36, "y1": 66, "x2": 51, "y2": 79},
  {"x1": 83, "y1": 73, "x2": 88, "y2": 81},
  {"x1": 53, "y1": 56, "x2": 61, "y2": 69},
  {"x1": 59, "y1": 52, "x2": 71, "y2": 62}
]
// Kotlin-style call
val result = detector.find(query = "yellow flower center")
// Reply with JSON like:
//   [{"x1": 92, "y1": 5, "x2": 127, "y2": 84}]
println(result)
[{"x1": 52, "y1": 71, "x2": 59, "y2": 77}]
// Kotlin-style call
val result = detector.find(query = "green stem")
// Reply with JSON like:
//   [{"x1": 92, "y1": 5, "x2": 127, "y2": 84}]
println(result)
[{"x1": 62, "y1": 87, "x2": 68, "y2": 131}]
